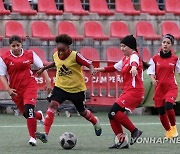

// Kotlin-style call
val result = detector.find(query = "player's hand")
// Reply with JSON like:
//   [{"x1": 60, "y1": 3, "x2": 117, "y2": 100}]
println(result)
[
  {"x1": 93, "y1": 68, "x2": 100, "y2": 75},
  {"x1": 36, "y1": 68, "x2": 44, "y2": 77},
  {"x1": 151, "y1": 78, "x2": 158, "y2": 86},
  {"x1": 130, "y1": 66, "x2": 138, "y2": 77},
  {"x1": 89, "y1": 65, "x2": 95, "y2": 76},
  {"x1": 7, "y1": 88, "x2": 17, "y2": 97}
]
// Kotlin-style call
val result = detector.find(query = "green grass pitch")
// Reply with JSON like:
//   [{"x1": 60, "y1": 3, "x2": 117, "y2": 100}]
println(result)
[{"x1": 0, "y1": 112, "x2": 180, "y2": 154}]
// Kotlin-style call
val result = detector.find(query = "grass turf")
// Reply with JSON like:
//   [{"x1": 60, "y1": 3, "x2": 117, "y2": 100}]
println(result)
[{"x1": 0, "y1": 112, "x2": 180, "y2": 154}]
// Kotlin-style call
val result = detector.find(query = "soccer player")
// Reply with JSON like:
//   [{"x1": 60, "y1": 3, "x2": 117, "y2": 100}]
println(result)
[
  {"x1": 0, "y1": 35, "x2": 52, "y2": 146},
  {"x1": 147, "y1": 34, "x2": 180, "y2": 139},
  {"x1": 94, "y1": 35, "x2": 147, "y2": 149},
  {"x1": 35, "y1": 34, "x2": 102, "y2": 143}
]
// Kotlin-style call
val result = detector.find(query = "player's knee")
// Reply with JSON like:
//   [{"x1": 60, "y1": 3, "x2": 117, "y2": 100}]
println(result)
[
  {"x1": 157, "y1": 106, "x2": 165, "y2": 115},
  {"x1": 165, "y1": 102, "x2": 173, "y2": 110},
  {"x1": 108, "y1": 103, "x2": 125, "y2": 120},
  {"x1": 108, "y1": 110, "x2": 116, "y2": 120},
  {"x1": 49, "y1": 100, "x2": 59, "y2": 109},
  {"x1": 24, "y1": 104, "x2": 35, "y2": 119}
]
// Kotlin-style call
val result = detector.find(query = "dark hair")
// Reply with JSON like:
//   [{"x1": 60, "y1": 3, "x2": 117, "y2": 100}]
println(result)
[
  {"x1": 163, "y1": 34, "x2": 174, "y2": 45},
  {"x1": 9, "y1": 35, "x2": 22, "y2": 45},
  {"x1": 55, "y1": 34, "x2": 72, "y2": 45},
  {"x1": 142, "y1": 61, "x2": 150, "y2": 70}
]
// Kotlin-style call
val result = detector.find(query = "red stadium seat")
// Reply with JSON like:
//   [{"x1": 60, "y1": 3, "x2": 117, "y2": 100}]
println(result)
[
  {"x1": 58, "y1": 21, "x2": 83, "y2": 40},
  {"x1": 38, "y1": 0, "x2": 63, "y2": 15},
  {"x1": 110, "y1": 21, "x2": 130, "y2": 39},
  {"x1": 165, "y1": 0, "x2": 180, "y2": 15},
  {"x1": 31, "y1": 21, "x2": 55, "y2": 40},
  {"x1": 106, "y1": 47, "x2": 124, "y2": 63},
  {"x1": 140, "y1": 0, "x2": 165, "y2": 15},
  {"x1": 0, "y1": 0, "x2": 10, "y2": 15},
  {"x1": 5, "y1": 21, "x2": 26, "y2": 39},
  {"x1": 84, "y1": 21, "x2": 109, "y2": 40},
  {"x1": 89, "y1": 0, "x2": 114, "y2": 15},
  {"x1": 115, "y1": 0, "x2": 140, "y2": 15},
  {"x1": 12, "y1": 0, "x2": 37, "y2": 15},
  {"x1": 136, "y1": 21, "x2": 161, "y2": 40},
  {"x1": 0, "y1": 47, "x2": 10, "y2": 56},
  {"x1": 161, "y1": 21, "x2": 180, "y2": 39},
  {"x1": 80, "y1": 47, "x2": 100, "y2": 67},
  {"x1": 29, "y1": 47, "x2": 50, "y2": 65},
  {"x1": 141, "y1": 48, "x2": 151, "y2": 62},
  {"x1": 64, "y1": 0, "x2": 89, "y2": 15}
]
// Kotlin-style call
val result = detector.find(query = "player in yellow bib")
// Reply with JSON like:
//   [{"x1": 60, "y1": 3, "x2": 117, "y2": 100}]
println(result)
[{"x1": 35, "y1": 34, "x2": 102, "y2": 143}]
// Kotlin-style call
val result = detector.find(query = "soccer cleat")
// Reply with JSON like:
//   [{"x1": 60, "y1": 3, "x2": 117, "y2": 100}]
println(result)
[
  {"x1": 37, "y1": 110, "x2": 44, "y2": 125},
  {"x1": 35, "y1": 132, "x2": 48, "y2": 143},
  {"x1": 130, "y1": 128, "x2": 142, "y2": 145},
  {"x1": 165, "y1": 129, "x2": 173, "y2": 139},
  {"x1": 93, "y1": 117, "x2": 102, "y2": 136},
  {"x1": 109, "y1": 140, "x2": 129, "y2": 149},
  {"x1": 28, "y1": 137, "x2": 37, "y2": 146},
  {"x1": 171, "y1": 125, "x2": 178, "y2": 138}
]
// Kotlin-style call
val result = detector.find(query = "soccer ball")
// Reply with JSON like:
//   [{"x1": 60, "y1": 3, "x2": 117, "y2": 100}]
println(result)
[{"x1": 59, "y1": 132, "x2": 77, "y2": 149}]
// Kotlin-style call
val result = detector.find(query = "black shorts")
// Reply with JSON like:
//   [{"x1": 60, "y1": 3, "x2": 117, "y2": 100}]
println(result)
[{"x1": 48, "y1": 86, "x2": 86, "y2": 113}]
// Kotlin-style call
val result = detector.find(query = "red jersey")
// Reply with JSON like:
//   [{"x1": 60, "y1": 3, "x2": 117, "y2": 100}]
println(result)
[
  {"x1": 114, "y1": 52, "x2": 144, "y2": 92},
  {"x1": 147, "y1": 53, "x2": 180, "y2": 101},
  {"x1": 0, "y1": 49, "x2": 43, "y2": 92}
]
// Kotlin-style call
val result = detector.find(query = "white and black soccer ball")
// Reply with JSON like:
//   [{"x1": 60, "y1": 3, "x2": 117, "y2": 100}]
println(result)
[{"x1": 59, "y1": 132, "x2": 77, "y2": 149}]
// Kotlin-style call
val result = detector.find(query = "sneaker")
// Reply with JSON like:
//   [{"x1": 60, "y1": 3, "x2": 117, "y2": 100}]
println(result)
[
  {"x1": 109, "y1": 140, "x2": 129, "y2": 149},
  {"x1": 93, "y1": 117, "x2": 102, "y2": 136},
  {"x1": 37, "y1": 110, "x2": 44, "y2": 125},
  {"x1": 35, "y1": 132, "x2": 48, "y2": 143},
  {"x1": 130, "y1": 128, "x2": 142, "y2": 145},
  {"x1": 165, "y1": 129, "x2": 173, "y2": 139},
  {"x1": 28, "y1": 137, "x2": 37, "y2": 146},
  {"x1": 171, "y1": 125, "x2": 178, "y2": 138}
]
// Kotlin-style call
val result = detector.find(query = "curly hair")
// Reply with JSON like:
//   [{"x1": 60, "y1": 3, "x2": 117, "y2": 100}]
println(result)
[
  {"x1": 55, "y1": 34, "x2": 72, "y2": 45},
  {"x1": 9, "y1": 35, "x2": 22, "y2": 44}
]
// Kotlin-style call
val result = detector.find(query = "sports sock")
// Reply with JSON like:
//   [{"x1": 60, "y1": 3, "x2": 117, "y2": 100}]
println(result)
[
  {"x1": 27, "y1": 117, "x2": 37, "y2": 138},
  {"x1": 35, "y1": 111, "x2": 42, "y2": 120},
  {"x1": 44, "y1": 108, "x2": 56, "y2": 135},
  {"x1": 114, "y1": 111, "x2": 136, "y2": 132},
  {"x1": 159, "y1": 114, "x2": 171, "y2": 131},
  {"x1": 166, "y1": 109, "x2": 176, "y2": 126},
  {"x1": 83, "y1": 110, "x2": 97, "y2": 125},
  {"x1": 110, "y1": 119, "x2": 123, "y2": 136}
]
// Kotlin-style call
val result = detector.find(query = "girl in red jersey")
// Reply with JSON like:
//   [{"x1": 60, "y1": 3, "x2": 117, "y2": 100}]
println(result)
[
  {"x1": 147, "y1": 34, "x2": 180, "y2": 139},
  {"x1": 0, "y1": 35, "x2": 52, "y2": 146},
  {"x1": 35, "y1": 34, "x2": 102, "y2": 144},
  {"x1": 94, "y1": 35, "x2": 147, "y2": 149}
]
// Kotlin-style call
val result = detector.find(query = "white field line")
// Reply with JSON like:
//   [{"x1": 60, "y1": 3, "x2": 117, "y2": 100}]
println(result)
[{"x1": 0, "y1": 122, "x2": 180, "y2": 128}]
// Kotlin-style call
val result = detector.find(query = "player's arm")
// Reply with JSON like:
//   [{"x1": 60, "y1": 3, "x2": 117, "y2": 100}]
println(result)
[
  {"x1": 94, "y1": 60, "x2": 122, "y2": 75},
  {"x1": 175, "y1": 58, "x2": 180, "y2": 75},
  {"x1": 0, "y1": 57, "x2": 17, "y2": 97},
  {"x1": 36, "y1": 62, "x2": 55, "y2": 76},
  {"x1": 0, "y1": 76, "x2": 17, "y2": 97},
  {"x1": 129, "y1": 54, "x2": 140, "y2": 77},
  {"x1": 33, "y1": 52, "x2": 52, "y2": 93},
  {"x1": 147, "y1": 58, "x2": 158, "y2": 86}
]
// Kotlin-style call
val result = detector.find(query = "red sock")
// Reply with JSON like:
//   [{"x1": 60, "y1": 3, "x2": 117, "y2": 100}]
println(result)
[
  {"x1": 35, "y1": 111, "x2": 42, "y2": 120},
  {"x1": 44, "y1": 108, "x2": 55, "y2": 135},
  {"x1": 27, "y1": 118, "x2": 37, "y2": 138},
  {"x1": 83, "y1": 110, "x2": 97, "y2": 125},
  {"x1": 114, "y1": 111, "x2": 136, "y2": 132},
  {"x1": 166, "y1": 109, "x2": 176, "y2": 126},
  {"x1": 159, "y1": 114, "x2": 171, "y2": 131},
  {"x1": 110, "y1": 119, "x2": 123, "y2": 136}
]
